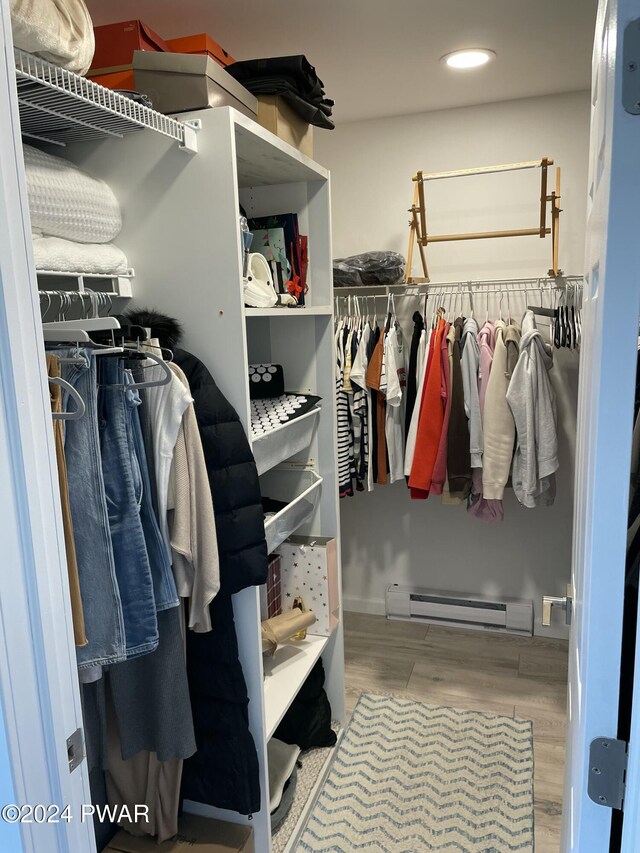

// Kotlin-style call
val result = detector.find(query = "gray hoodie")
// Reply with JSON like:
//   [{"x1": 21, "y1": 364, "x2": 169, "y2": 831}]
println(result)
[
  {"x1": 460, "y1": 317, "x2": 483, "y2": 468},
  {"x1": 506, "y1": 310, "x2": 558, "y2": 508}
]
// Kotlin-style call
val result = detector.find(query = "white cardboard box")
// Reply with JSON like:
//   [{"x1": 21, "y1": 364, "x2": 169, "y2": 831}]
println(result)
[{"x1": 133, "y1": 50, "x2": 257, "y2": 117}]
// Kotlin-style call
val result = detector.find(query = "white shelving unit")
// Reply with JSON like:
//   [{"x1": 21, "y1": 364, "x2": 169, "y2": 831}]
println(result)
[
  {"x1": 264, "y1": 634, "x2": 329, "y2": 739},
  {"x1": 59, "y1": 106, "x2": 343, "y2": 853}
]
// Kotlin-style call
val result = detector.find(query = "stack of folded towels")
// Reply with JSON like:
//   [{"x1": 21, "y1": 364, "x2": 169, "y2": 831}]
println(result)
[{"x1": 23, "y1": 144, "x2": 129, "y2": 275}]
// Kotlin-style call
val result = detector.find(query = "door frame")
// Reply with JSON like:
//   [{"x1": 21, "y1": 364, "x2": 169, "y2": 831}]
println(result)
[
  {"x1": 0, "y1": 2, "x2": 95, "y2": 850},
  {"x1": 563, "y1": 0, "x2": 640, "y2": 849}
]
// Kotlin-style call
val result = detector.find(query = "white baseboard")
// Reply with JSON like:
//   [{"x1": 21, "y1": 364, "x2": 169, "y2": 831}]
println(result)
[
  {"x1": 343, "y1": 597, "x2": 570, "y2": 641},
  {"x1": 343, "y1": 595, "x2": 386, "y2": 616},
  {"x1": 533, "y1": 618, "x2": 570, "y2": 641}
]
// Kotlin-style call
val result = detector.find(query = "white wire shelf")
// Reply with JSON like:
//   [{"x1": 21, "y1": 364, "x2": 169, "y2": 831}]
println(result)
[
  {"x1": 36, "y1": 268, "x2": 134, "y2": 297},
  {"x1": 14, "y1": 48, "x2": 199, "y2": 152}
]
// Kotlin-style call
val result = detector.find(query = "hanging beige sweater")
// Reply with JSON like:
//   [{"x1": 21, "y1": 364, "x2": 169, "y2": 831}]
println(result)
[
  {"x1": 482, "y1": 320, "x2": 517, "y2": 500},
  {"x1": 167, "y1": 363, "x2": 220, "y2": 632}
]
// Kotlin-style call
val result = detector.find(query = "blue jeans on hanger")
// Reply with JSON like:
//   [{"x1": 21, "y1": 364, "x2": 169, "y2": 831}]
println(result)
[
  {"x1": 124, "y1": 372, "x2": 179, "y2": 612},
  {"x1": 59, "y1": 349, "x2": 127, "y2": 673},
  {"x1": 97, "y1": 357, "x2": 159, "y2": 659}
]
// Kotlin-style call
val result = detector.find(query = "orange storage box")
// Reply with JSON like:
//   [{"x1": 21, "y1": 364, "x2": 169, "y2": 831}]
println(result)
[
  {"x1": 90, "y1": 20, "x2": 168, "y2": 75},
  {"x1": 89, "y1": 69, "x2": 135, "y2": 91},
  {"x1": 166, "y1": 34, "x2": 235, "y2": 68}
]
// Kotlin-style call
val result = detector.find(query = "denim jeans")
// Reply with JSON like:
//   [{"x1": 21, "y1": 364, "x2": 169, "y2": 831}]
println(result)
[
  {"x1": 124, "y1": 373, "x2": 179, "y2": 612},
  {"x1": 59, "y1": 349, "x2": 126, "y2": 671},
  {"x1": 97, "y1": 358, "x2": 158, "y2": 659}
]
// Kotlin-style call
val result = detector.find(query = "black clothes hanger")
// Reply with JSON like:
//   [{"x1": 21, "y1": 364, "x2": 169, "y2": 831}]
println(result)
[{"x1": 554, "y1": 308, "x2": 561, "y2": 349}]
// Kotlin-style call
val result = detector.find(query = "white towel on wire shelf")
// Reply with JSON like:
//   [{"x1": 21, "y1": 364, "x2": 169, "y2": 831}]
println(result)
[
  {"x1": 23, "y1": 144, "x2": 122, "y2": 244},
  {"x1": 32, "y1": 231, "x2": 128, "y2": 275}
]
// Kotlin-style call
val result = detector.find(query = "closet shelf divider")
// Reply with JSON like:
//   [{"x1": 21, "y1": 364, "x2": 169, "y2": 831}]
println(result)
[{"x1": 244, "y1": 306, "x2": 333, "y2": 317}]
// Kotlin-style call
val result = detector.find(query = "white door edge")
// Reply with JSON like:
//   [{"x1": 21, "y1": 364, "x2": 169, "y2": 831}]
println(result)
[{"x1": 0, "y1": 2, "x2": 95, "y2": 850}]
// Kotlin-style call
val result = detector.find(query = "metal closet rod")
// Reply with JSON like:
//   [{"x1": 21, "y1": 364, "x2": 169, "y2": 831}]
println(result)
[
  {"x1": 337, "y1": 287, "x2": 557, "y2": 300},
  {"x1": 334, "y1": 275, "x2": 583, "y2": 295}
]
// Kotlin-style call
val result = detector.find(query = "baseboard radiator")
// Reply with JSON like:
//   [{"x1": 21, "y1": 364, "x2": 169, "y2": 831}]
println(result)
[{"x1": 385, "y1": 584, "x2": 533, "y2": 636}]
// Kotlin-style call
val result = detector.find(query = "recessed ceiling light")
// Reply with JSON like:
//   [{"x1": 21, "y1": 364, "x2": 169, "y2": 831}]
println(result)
[{"x1": 441, "y1": 49, "x2": 496, "y2": 69}]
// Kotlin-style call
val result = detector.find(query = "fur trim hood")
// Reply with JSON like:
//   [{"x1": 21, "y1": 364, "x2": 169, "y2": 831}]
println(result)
[{"x1": 123, "y1": 308, "x2": 184, "y2": 351}]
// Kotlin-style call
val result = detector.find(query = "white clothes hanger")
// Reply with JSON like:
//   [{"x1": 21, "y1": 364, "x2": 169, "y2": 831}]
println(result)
[
  {"x1": 42, "y1": 316, "x2": 124, "y2": 354},
  {"x1": 49, "y1": 376, "x2": 85, "y2": 421}
]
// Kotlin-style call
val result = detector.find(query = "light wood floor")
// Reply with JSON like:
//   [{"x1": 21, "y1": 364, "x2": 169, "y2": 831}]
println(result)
[{"x1": 343, "y1": 611, "x2": 569, "y2": 853}]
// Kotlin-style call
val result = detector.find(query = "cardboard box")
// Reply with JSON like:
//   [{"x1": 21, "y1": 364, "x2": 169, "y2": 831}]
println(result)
[
  {"x1": 166, "y1": 34, "x2": 235, "y2": 68},
  {"x1": 276, "y1": 536, "x2": 339, "y2": 636},
  {"x1": 102, "y1": 814, "x2": 254, "y2": 853},
  {"x1": 256, "y1": 95, "x2": 313, "y2": 158},
  {"x1": 89, "y1": 69, "x2": 135, "y2": 91},
  {"x1": 133, "y1": 51, "x2": 257, "y2": 117},
  {"x1": 91, "y1": 20, "x2": 168, "y2": 74}
]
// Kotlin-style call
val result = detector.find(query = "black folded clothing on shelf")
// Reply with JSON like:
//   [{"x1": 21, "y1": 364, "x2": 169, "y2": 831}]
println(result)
[
  {"x1": 226, "y1": 55, "x2": 335, "y2": 130},
  {"x1": 113, "y1": 89, "x2": 154, "y2": 109}
]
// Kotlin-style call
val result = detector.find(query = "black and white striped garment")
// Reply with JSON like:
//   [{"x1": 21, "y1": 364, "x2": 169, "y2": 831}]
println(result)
[
  {"x1": 351, "y1": 327, "x2": 369, "y2": 491},
  {"x1": 346, "y1": 327, "x2": 366, "y2": 491},
  {"x1": 336, "y1": 321, "x2": 354, "y2": 498}
]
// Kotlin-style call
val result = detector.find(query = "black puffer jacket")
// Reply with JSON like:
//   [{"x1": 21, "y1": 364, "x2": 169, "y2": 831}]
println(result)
[
  {"x1": 125, "y1": 310, "x2": 267, "y2": 815},
  {"x1": 174, "y1": 349, "x2": 268, "y2": 594},
  {"x1": 174, "y1": 349, "x2": 267, "y2": 815}
]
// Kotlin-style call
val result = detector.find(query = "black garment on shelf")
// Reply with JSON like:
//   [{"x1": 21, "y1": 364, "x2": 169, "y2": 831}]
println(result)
[
  {"x1": 367, "y1": 326, "x2": 381, "y2": 483},
  {"x1": 114, "y1": 89, "x2": 153, "y2": 108},
  {"x1": 405, "y1": 311, "x2": 424, "y2": 445},
  {"x1": 274, "y1": 659, "x2": 337, "y2": 750},
  {"x1": 226, "y1": 55, "x2": 335, "y2": 129},
  {"x1": 125, "y1": 309, "x2": 267, "y2": 816}
]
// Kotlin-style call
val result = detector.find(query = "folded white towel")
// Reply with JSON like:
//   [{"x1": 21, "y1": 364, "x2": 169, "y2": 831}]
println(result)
[
  {"x1": 32, "y1": 232, "x2": 128, "y2": 275},
  {"x1": 24, "y1": 145, "x2": 122, "y2": 244},
  {"x1": 11, "y1": 0, "x2": 95, "y2": 75}
]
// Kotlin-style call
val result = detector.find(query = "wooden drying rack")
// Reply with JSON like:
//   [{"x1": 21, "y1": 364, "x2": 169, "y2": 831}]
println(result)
[{"x1": 406, "y1": 157, "x2": 562, "y2": 283}]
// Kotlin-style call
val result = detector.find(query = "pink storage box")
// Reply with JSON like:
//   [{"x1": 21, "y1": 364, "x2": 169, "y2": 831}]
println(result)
[{"x1": 276, "y1": 536, "x2": 339, "y2": 637}]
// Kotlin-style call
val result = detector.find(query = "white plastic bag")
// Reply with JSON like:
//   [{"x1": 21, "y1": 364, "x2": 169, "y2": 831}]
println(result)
[
  {"x1": 244, "y1": 253, "x2": 278, "y2": 308},
  {"x1": 11, "y1": 0, "x2": 95, "y2": 75}
]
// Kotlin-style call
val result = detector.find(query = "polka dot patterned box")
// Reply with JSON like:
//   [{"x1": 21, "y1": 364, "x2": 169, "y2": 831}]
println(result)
[{"x1": 276, "y1": 535, "x2": 339, "y2": 637}]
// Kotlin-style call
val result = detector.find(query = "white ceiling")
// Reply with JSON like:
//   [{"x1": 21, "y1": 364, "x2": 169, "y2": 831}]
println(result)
[{"x1": 87, "y1": 0, "x2": 597, "y2": 124}]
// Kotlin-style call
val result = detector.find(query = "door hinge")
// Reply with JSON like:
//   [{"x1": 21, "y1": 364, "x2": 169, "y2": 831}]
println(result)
[
  {"x1": 623, "y1": 19, "x2": 640, "y2": 114},
  {"x1": 588, "y1": 737, "x2": 628, "y2": 810},
  {"x1": 66, "y1": 727, "x2": 85, "y2": 773}
]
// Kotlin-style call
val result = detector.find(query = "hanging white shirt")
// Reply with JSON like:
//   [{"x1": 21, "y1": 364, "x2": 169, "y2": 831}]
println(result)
[
  {"x1": 385, "y1": 326, "x2": 406, "y2": 483},
  {"x1": 143, "y1": 363, "x2": 193, "y2": 558}
]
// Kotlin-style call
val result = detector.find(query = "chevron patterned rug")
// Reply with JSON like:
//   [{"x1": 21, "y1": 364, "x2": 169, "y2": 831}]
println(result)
[{"x1": 297, "y1": 693, "x2": 534, "y2": 852}]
